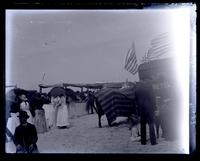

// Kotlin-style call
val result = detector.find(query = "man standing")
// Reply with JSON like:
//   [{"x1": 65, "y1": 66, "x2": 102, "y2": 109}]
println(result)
[
  {"x1": 86, "y1": 91, "x2": 95, "y2": 114},
  {"x1": 135, "y1": 79, "x2": 157, "y2": 145},
  {"x1": 13, "y1": 111, "x2": 39, "y2": 153}
]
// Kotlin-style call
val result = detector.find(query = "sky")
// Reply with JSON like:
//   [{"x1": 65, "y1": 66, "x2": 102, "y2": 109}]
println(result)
[{"x1": 6, "y1": 7, "x2": 193, "y2": 91}]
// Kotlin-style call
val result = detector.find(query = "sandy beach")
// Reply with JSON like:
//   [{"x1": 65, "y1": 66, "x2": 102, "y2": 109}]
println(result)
[{"x1": 36, "y1": 114, "x2": 184, "y2": 154}]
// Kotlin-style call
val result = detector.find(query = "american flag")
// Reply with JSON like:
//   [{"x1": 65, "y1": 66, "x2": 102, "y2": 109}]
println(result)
[
  {"x1": 124, "y1": 42, "x2": 138, "y2": 75},
  {"x1": 142, "y1": 32, "x2": 172, "y2": 63}
]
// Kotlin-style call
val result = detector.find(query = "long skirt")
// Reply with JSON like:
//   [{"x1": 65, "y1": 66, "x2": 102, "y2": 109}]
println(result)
[
  {"x1": 34, "y1": 109, "x2": 48, "y2": 134},
  {"x1": 43, "y1": 104, "x2": 56, "y2": 130},
  {"x1": 56, "y1": 105, "x2": 70, "y2": 127},
  {"x1": 5, "y1": 141, "x2": 16, "y2": 153},
  {"x1": 6, "y1": 113, "x2": 20, "y2": 153},
  {"x1": 6, "y1": 113, "x2": 20, "y2": 137}
]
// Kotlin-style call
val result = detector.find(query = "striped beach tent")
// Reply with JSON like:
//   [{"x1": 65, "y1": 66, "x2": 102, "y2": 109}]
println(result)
[{"x1": 94, "y1": 86, "x2": 137, "y2": 125}]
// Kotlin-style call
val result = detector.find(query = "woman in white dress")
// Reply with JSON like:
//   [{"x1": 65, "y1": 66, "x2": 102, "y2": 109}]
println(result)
[
  {"x1": 52, "y1": 95, "x2": 70, "y2": 128},
  {"x1": 43, "y1": 94, "x2": 70, "y2": 130}
]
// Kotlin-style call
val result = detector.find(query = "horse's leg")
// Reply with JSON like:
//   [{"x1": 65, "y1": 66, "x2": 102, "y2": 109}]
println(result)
[
  {"x1": 98, "y1": 114, "x2": 102, "y2": 128},
  {"x1": 155, "y1": 116, "x2": 160, "y2": 138}
]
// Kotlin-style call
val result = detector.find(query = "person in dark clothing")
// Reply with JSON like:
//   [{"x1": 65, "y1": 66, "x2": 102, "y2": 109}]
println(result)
[
  {"x1": 86, "y1": 91, "x2": 95, "y2": 114},
  {"x1": 135, "y1": 79, "x2": 157, "y2": 145},
  {"x1": 13, "y1": 111, "x2": 39, "y2": 153}
]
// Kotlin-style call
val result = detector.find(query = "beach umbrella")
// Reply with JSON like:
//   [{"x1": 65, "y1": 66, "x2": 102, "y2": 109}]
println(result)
[{"x1": 48, "y1": 87, "x2": 66, "y2": 98}]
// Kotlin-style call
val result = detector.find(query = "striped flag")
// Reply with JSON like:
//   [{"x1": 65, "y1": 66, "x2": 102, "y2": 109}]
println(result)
[
  {"x1": 142, "y1": 32, "x2": 172, "y2": 62},
  {"x1": 124, "y1": 42, "x2": 138, "y2": 75}
]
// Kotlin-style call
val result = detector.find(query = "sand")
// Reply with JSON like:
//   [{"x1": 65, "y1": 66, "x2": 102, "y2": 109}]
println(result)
[{"x1": 36, "y1": 114, "x2": 185, "y2": 153}]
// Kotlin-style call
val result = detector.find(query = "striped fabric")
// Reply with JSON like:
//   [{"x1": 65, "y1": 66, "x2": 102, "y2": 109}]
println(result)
[
  {"x1": 124, "y1": 42, "x2": 138, "y2": 75},
  {"x1": 94, "y1": 86, "x2": 136, "y2": 124},
  {"x1": 142, "y1": 33, "x2": 172, "y2": 62}
]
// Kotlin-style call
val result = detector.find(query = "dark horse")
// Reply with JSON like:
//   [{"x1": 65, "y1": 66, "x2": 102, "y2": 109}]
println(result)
[
  {"x1": 91, "y1": 97, "x2": 107, "y2": 127},
  {"x1": 90, "y1": 91, "x2": 138, "y2": 128}
]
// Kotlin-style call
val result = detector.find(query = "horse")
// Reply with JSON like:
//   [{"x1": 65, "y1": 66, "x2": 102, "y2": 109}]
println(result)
[{"x1": 91, "y1": 88, "x2": 138, "y2": 128}]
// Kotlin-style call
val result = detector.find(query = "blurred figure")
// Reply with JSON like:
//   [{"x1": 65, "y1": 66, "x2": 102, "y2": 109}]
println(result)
[
  {"x1": 129, "y1": 113, "x2": 140, "y2": 142},
  {"x1": 85, "y1": 91, "x2": 95, "y2": 114},
  {"x1": 33, "y1": 94, "x2": 48, "y2": 134},
  {"x1": 55, "y1": 95, "x2": 70, "y2": 128},
  {"x1": 5, "y1": 103, "x2": 20, "y2": 153},
  {"x1": 158, "y1": 75, "x2": 179, "y2": 141},
  {"x1": 135, "y1": 79, "x2": 157, "y2": 145},
  {"x1": 14, "y1": 111, "x2": 39, "y2": 153},
  {"x1": 18, "y1": 92, "x2": 34, "y2": 124},
  {"x1": 79, "y1": 91, "x2": 86, "y2": 102},
  {"x1": 6, "y1": 103, "x2": 20, "y2": 140}
]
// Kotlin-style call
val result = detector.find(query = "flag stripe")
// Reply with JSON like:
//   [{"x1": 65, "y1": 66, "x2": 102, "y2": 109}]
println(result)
[
  {"x1": 148, "y1": 46, "x2": 170, "y2": 58},
  {"x1": 125, "y1": 48, "x2": 132, "y2": 65},
  {"x1": 125, "y1": 49, "x2": 135, "y2": 69},
  {"x1": 124, "y1": 48, "x2": 135, "y2": 68},
  {"x1": 124, "y1": 42, "x2": 138, "y2": 75},
  {"x1": 130, "y1": 63, "x2": 138, "y2": 74},
  {"x1": 149, "y1": 45, "x2": 170, "y2": 55},
  {"x1": 127, "y1": 55, "x2": 137, "y2": 71},
  {"x1": 144, "y1": 33, "x2": 171, "y2": 61},
  {"x1": 125, "y1": 52, "x2": 136, "y2": 70},
  {"x1": 126, "y1": 55, "x2": 137, "y2": 71},
  {"x1": 151, "y1": 36, "x2": 169, "y2": 45}
]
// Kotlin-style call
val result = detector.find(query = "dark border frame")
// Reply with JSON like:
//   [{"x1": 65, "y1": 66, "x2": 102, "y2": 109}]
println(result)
[{"x1": 1, "y1": 1, "x2": 198, "y2": 161}]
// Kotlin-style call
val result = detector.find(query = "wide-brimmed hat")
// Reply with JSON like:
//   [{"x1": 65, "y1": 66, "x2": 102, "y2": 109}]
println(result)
[
  {"x1": 14, "y1": 88, "x2": 27, "y2": 96},
  {"x1": 18, "y1": 111, "x2": 29, "y2": 119}
]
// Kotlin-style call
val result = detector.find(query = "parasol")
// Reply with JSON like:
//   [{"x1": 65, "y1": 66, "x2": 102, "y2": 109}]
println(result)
[{"x1": 48, "y1": 87, "x2": 66, "y2": 98}]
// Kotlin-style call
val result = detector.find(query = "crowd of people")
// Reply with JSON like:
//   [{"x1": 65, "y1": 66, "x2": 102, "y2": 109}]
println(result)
[
  {"x1": 5, "y1": 76, "x2": 179, "y2": 153},
  {"x1": 5, "y1": 87, "x2": 99, "y2": 153},
  {"x1": 5, "y1": 88, "x2": 77, "y2": 153}
]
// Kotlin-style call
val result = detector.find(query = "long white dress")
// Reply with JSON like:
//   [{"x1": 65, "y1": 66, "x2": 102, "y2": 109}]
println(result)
[
  {"x1": 34, "y1": 109, "x2": 48, "y2": 133},
  {"x1": 43, "y1": 104, "x2": 57, "y2": 130},
  {"x1": 20, "y1": 101, "x2": 33, "y2": 124},
  {"x1": 56, "y1": 104, "x2": 70, "y2": 127},
  {"x1": 43, "y1": 103, "x2": 70, "y2": 129}
]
